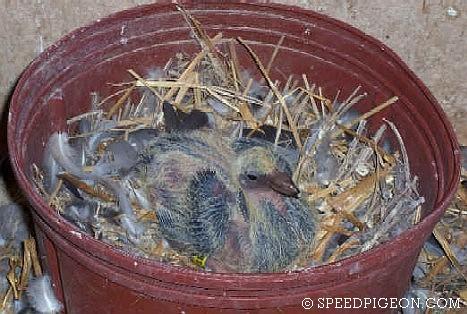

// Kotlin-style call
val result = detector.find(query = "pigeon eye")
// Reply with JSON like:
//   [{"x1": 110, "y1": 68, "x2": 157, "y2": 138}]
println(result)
[
  {"x1": 246, "y1": 173, "x2": 258, "y2": 181},
  {"x1": 247, "y1": 174, "x2": 257, "y2": 181}
]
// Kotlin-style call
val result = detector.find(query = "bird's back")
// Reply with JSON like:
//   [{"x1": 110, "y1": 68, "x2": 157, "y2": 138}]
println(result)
[{"x1": 138, "y1": 131, "x2": 236, "y2": 255}]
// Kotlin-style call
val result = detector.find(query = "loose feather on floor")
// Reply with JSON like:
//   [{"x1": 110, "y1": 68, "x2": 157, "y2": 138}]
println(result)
[{"x1": 26, "y1": 275, "x2": 63, "y2": 314}]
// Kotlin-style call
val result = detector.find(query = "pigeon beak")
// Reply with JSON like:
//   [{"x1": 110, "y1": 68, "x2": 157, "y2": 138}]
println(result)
[{"x1": 266, "y1": 171, "x2": 299, "y2": 197}]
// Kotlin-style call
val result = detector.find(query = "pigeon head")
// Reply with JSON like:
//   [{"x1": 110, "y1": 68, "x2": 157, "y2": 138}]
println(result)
[
  {"x1": 233, "y1": 145, "x2": 299, "y2": 197},
  {"x1": 226, "y1": 142, "x2": 316, "y2": 272}
]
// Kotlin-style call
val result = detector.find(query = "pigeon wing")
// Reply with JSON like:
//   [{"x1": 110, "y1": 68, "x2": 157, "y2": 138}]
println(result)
[{"x1": 186, "y1": 169, "x2": 232, "y2": 256}]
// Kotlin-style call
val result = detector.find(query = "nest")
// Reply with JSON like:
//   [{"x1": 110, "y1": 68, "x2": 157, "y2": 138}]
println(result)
[{"x1": 31, "y1": 6, "x2": 425, "y2": 272}]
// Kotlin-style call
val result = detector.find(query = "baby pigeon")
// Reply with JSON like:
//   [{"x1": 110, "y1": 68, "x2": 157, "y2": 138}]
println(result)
[{"x1": 135, "y1": 130, "x2": 317, "y2": 273}]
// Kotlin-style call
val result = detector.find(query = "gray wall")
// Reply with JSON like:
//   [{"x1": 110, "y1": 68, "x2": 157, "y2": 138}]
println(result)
[{"x1": 1, "y1": 0, "x2": 465, "y2": 143}]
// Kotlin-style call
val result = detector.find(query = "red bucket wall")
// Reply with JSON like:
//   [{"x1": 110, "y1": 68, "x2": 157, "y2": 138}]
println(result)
[{"x1": 8, "y1": 2, "x2": 460, "y2": 313}]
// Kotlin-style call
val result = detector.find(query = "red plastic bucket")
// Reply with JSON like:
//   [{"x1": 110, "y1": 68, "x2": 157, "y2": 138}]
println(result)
[{"x1": 7, "y1": 2, "x2": 460, "y2": 313}]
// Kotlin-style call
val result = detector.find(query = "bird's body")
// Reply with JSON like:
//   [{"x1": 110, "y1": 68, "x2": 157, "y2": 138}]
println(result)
[{"x1": 134, "y1": 130, "x2": 317, "y2": 273}]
